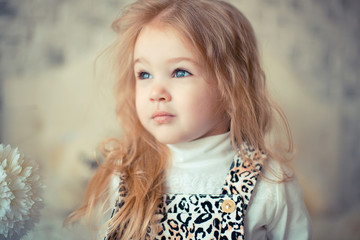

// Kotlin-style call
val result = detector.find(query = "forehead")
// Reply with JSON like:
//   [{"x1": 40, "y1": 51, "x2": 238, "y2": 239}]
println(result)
[{"x1": 133, "y1": 23, "x2": 201, "y2": 61}]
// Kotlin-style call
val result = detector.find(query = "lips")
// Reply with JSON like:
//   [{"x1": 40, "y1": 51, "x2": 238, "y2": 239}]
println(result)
[{"x1": 151, "y1": 111, "x2": 175, "y2": 124}]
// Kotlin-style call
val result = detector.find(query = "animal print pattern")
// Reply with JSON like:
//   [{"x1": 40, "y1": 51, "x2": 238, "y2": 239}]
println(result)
[
  {"x1": 221, "y1": 143, "x2": 264, "y2": 210},
  {"x1": 155, "y1": 194, "x2": 245, "y2": 240},
  {"x1": 106, "y1": 143, "x2": 266, "y2": 240}
]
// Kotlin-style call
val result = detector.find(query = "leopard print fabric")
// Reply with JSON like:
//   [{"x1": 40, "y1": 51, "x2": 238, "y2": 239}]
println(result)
[
  {"x1": 107, "y1": 144, "x2": 265, "y2": 240},
  {"x1": 155, "y1": 194, "x2": 245, "y2": 240}
]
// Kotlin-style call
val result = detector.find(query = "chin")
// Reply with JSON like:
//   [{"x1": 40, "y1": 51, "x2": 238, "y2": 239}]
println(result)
[
  {"x1": 156, "y1": 138, "x2": 180, "y2": 145},
  {"x1": 154, "y1": 135, "x2": 188, "y2": 145}
]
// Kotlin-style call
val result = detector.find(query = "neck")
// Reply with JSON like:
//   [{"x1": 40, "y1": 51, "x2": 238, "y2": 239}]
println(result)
[
  {"x1": 165, "y1": 132, "x2": 236, "y2": 194},
  {"x1": 167, "y1": 131, "x2": 233, "y2": 167}
]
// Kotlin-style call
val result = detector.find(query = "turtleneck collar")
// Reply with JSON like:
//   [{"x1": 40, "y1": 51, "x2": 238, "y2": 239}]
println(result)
[{"x1": 166, "y1": 131, "x2": 233, "y2": 168}]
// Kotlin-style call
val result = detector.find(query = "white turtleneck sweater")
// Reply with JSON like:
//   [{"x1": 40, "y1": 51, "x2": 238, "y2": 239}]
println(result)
[
  {"x1": 165, "y1": 132, "x2": 312, "y2": 240},
  {"x1": 108, "y1": 132, "x2": 312, "y2": 239},
  {"x1": 166, "y1": 132, "x2": 234, "y2": 194}
]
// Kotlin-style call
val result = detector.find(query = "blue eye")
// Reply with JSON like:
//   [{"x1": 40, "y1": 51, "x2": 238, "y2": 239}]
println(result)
[
  {"x1": 173, "y1": 69, "x2": 191, "y2": 78},
  {"x1": 138, "y1": 71, "x2": 153, "y2": 79}
]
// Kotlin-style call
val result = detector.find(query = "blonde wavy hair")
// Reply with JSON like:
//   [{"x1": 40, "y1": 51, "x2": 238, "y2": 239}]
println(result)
[{"x1": 66, "y1": 0, "x2": 294, "y2": 239}]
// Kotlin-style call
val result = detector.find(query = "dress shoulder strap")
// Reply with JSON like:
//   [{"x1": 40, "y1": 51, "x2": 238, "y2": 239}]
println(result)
[{"x1": 221, "y1": 143, "x2": 266, "y2": 212}]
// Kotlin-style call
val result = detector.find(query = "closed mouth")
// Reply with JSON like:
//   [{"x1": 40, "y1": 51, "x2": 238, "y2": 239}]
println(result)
[
  {"x1": 151, "y1": 111, "x2": 175, "y2": 119},
  {"x1": 151, "y1": 111, "x2": 175, "y2": 124}
]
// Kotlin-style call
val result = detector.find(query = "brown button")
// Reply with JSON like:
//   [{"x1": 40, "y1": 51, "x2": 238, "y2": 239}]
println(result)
[{"x1": 221, "y1": 199, "x2": 236, "y2": 213}]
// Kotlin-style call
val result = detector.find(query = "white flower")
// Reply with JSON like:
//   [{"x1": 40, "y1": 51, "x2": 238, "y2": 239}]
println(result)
[{"x1": 0, "y1": 144, "x2": 44, "y2": 240}]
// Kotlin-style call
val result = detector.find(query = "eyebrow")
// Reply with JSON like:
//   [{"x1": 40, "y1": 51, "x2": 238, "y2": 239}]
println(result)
[
  {"x1": 133, "y1": 57, "x2": 200, "y2": 66},
  {"x1": 168, "y1": 57, "x2": 199, "y2": 65}
]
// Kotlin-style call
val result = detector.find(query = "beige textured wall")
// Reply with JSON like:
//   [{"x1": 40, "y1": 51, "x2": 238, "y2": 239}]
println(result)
[{"x1": 1, "y1": 0, "x2": 359, "y2": 239}]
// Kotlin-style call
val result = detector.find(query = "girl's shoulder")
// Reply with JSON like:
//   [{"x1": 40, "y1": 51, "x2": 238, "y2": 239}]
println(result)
[
  {"x1": 246, "y1": 158, "x2": 312, "y2": 239},
  {"x1": 261, "y1": 157, "x2": 293, "y2": 181},
  {"x1": 255, "y1": 158, "x2": 303, "y2": 205}
]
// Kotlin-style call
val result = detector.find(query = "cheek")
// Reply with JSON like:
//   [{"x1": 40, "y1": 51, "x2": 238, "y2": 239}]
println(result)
[
  {"x1": 135, "y1": 88, "x2": 145, "y2": 120},
  {"x1": 191, "y1": 87, "x2": 221, "y2": 113},
  {"x1": 181, "y1": 90, "x2": 221, "y2": 122}
]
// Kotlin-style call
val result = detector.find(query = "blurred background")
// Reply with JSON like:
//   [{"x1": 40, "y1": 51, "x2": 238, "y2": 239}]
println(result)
[{"x1": 0, "y1": 0, "x2": 359, "y2": 239}]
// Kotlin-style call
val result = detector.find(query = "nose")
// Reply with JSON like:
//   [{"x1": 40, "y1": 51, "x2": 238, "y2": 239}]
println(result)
[{"x1": 149, "y1": 84, "x2": 171, "y2": 102}]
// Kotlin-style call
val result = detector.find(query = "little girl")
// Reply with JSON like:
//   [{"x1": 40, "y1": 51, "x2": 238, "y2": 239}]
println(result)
[{"x1": 68, "y1": 0, "x2": 311, "y2": 239}]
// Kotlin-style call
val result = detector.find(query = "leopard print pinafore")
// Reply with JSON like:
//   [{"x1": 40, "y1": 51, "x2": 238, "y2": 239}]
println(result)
[{"x1": 107, "y1": 144, "x2": 265, "y2": 240}]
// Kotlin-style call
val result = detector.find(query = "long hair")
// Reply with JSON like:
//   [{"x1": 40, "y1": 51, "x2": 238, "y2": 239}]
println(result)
[{"x1": 66, "y1": 0, "x2": 294, "y2": 239}]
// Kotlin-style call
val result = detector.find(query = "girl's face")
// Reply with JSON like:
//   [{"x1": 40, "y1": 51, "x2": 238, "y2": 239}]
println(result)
[{"x1": 134, "y1": 24, "x2": 229, "y2": 144}]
